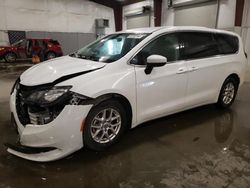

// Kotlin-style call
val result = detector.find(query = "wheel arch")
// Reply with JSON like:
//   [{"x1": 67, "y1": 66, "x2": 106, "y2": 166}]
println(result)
[
  {"x1": 5, "y1": 51, "x2": 18, "y2": 57},
  {"x1": 4, "y1": 51, "x2": 18, "y2": 62},
  {"x1": 89, "y1": 93, "x2": 133, "y2": 129},
  {"x1": 226, "y1": 73, "x2": 240, "y2": 87},
  {"x1": 215, "y1": 73, "x2": 240, "y2": 104}
]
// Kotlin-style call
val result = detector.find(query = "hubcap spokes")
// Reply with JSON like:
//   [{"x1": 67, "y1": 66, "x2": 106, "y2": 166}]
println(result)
[
  {"x1": 222, "y1": 83, "x2": 235, "y2": 105},
  {"x1": 7, "y1": 55, "x2": 15, "y2": 62},
  {"x1": 90, "y1": 108, "x2": 121, "y2": 144}
]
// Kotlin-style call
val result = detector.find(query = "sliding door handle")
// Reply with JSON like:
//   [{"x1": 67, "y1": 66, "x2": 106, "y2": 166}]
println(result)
[
  {"x1": 176, "y1": 67, "x2": 188, "y2": 74},
  {"x1": 190, "y1": 66, "x2": 199, "y2": 72}
]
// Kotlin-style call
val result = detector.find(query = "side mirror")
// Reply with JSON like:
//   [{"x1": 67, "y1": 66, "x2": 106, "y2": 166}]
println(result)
[{"x1": 145, "y1": 55, "x2": 167, "y2": 74}]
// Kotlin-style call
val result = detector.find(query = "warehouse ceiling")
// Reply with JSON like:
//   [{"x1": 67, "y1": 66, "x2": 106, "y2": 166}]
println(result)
[
  {"x1": 115, "y1": 0, "x2": 145, "y2": 6},
  {"x1": 90, "y1": 0, "x2": 145, "y2": 8}
]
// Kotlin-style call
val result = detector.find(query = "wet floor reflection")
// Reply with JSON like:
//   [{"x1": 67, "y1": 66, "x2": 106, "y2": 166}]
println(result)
[{"x1": 0, "y1": 72, "x2": 250, "y2": 188}]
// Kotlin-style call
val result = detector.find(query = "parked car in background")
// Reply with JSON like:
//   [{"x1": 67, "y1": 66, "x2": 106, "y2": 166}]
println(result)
[
  {"x1": 7, "y1": 26, "x2": 247, "y2": 162},
  {"x1": 0, "y1": 38, "x2": 63, "y2": 63}
]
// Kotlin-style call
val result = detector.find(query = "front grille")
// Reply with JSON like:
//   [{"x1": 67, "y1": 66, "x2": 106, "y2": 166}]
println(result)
[
  {"x1": 28, "y1": 110, "x2": 52, "y2": 125},
  {"x1": 28, "y1": 111, "x2": 40, "y2": 125}
]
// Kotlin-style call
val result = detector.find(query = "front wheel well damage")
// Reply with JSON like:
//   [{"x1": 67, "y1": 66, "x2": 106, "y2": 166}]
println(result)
[{"x1": 89, "y1": 93, "x2": 133, "y2": 129}]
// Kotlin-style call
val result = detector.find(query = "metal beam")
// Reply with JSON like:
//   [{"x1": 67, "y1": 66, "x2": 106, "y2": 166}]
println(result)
[
  {"x1": 114, "y1": 6, "x2": 123, "y2": 31},
  {"x1": 154, "y1": 0, "x2": 162, "y2": 26},
  {"x1": 90, "y1": 0, "x2": 119, "y2": 8},
  {"x1": 235, "y1": 0, "x2": 245, "y2": 26}
]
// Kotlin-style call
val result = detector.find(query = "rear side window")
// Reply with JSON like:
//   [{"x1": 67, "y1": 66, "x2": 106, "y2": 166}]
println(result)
[
  {"x1": 179, "y1": 32, "x2": 219, "y2": 60},
  {"x1": 214, "y1": 34, "x2": 239, "y2": 54}
]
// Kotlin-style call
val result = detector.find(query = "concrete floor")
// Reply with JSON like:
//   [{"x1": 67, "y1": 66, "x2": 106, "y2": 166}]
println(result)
[{"x1": 0, "y1": 63, "x2": 250, "y2": 188}]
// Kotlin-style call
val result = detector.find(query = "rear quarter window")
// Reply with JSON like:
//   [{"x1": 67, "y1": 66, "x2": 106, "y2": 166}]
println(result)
[{"x1": 214, "y1": 34, "x2": 239, "y2": 55}]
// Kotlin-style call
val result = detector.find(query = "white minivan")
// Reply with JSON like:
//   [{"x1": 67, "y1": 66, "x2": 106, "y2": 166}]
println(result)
[{"x1": 7, "y1": 26, "x2": 247, "y2": 161}]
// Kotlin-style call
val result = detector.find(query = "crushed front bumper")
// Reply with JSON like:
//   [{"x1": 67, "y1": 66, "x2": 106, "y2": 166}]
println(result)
[{"x1": 7, "y1": 89, "x2": 92, "y2": 162}]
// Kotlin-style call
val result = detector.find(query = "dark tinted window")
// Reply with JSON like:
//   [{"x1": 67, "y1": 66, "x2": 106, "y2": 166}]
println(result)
[
  {"x1": 215, "y1": 34, "x2": 238, "y2": 54},
  {"x1": 132, "y1": 33, "x2": 180, "y2": 65},
  {"x1": 179, "y1": 32, "x2": 219, "y2": 60}
]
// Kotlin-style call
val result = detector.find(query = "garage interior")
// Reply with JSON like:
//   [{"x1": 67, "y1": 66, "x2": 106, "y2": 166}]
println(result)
[{"x1": 0, "y1": 0, "x2": 250, "y2": 187}]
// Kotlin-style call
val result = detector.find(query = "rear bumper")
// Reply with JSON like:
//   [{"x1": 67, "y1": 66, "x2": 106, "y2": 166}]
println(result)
[{"x1": 8, "y1": 89, "x2": 92, "y2": 162}]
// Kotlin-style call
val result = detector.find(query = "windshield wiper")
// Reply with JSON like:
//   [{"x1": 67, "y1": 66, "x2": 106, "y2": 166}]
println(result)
[
  {"x1": 69, "y1": 52, "x2": 99, "y2": 61},
  {"x1": 69, "y1": 52, "x2": 77, "y2": 57},
  {"x1": 79, "y1": 54, "x2": 98, "y2": 61}
]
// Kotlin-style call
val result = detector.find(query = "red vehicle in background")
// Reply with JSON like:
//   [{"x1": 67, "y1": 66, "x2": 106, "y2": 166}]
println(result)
[{"x1": 0, "y1": 38, "x2": 63, "y2": 63}]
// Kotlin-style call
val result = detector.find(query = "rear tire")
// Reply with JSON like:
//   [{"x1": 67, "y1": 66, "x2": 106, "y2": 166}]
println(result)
[
  {"x1": 216, "y1": 78, "x2": 238, "y2": 109},
  {"x1": 83, "y1": 100, "x2": 128, "y2": 151},
  {"x1": 4, "y1": 52, "x2": 17, "y2": 63}
]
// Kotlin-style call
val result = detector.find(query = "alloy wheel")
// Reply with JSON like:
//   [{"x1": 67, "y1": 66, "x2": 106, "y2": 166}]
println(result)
[
  {"x1": 90, "y1": 108, "x2": 121, "y2": 144},
  {"x1": 222, "y1": 82, "x2": 235, "y2": 105}
]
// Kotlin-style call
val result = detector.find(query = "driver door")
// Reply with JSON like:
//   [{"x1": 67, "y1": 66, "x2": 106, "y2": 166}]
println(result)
[
  {"x1": 15, "y1": 39, "x2": 26, "y2": 59},
  {"x1": 133, "y1": 33, "x2": 188, "y2": 123}
]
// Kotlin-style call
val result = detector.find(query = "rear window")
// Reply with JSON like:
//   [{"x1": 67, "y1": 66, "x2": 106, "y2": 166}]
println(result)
[{"x1": 214, "y1": 34, "x2": 239, "y2": 54}]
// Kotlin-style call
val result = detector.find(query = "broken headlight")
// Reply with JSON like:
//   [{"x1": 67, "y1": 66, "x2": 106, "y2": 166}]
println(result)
[
  {"x1": 26, "y1": 86, "x2": 72, "y2": 106},
  {"x1": 10, "y1": 77, "x2": 20, "y2": 94}
]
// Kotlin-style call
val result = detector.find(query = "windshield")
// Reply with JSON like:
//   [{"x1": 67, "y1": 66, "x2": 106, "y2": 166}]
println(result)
[{"x1": 72, "y1": 33, "x2": 149, "y2": 63}]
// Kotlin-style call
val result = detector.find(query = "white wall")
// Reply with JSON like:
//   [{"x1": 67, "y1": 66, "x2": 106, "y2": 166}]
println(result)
[
  {"x1": 161, "y1": 0, "x2": 236, "y2": 30},
  {"x1": 0, "y1": 0, "x2": 115, "y2": 45},
  {"x1": 162, "y1": 0, "x2": 174, "y2": 26},
  {"x1": 217, "y1": 0, "x2": 236, "y2": 29},
  {"x1": 122, "y1": 0, "x2": 154, "y2": 30},
  {"x1": 174, "y1": 2, "x2": 217, "y2": 28}
]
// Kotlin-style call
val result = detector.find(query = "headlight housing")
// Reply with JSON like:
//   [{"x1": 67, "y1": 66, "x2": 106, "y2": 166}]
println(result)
[
  {"x1": 26, "y1": 86, "x2": 72, "y2": 106},
  {"x1": 10, "y1": 77, "x2": 20, "y2": 94}
]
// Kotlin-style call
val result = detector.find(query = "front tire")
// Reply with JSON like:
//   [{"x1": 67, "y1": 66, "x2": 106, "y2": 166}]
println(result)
[
  {"x1": 83, "y1": 100, "x2": 127, "y2": 151},
  {"x1": 4, "y1": 52, "x2": 17, "y2": 63},
  {"x1": 216, "y1": 78, "x2": 238, "y2": 108}
]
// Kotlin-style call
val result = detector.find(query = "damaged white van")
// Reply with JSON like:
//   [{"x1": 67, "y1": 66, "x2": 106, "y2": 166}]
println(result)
[{"x1": 7, "y1": 26, "x2": 247, "y2": 162}]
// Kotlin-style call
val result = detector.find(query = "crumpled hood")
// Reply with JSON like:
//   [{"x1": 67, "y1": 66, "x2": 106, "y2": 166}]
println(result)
[{"x1": 20, "y1": 56, "x2": 106, "y2": 86}]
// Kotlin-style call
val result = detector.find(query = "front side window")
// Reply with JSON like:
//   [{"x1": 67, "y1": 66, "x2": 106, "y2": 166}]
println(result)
[
  {"x1": 131, "y1": 33, "x2": 180, "y2": 65},
  {"x1": 74, "y1": 33, "x2": 149, "y2": 63},
  {"x1": 179, "y1": 32, "x2": 219, "y2": 60}
]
